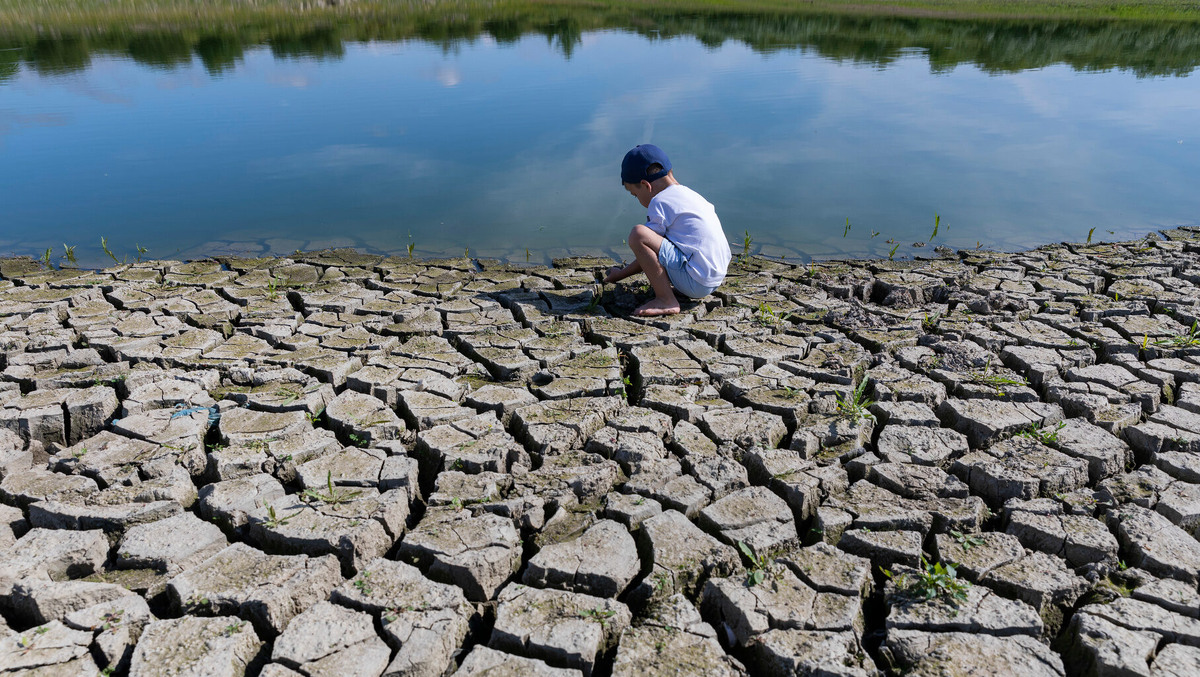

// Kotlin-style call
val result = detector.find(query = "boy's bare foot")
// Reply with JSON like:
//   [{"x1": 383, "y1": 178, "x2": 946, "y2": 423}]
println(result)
[
  {"x1": 602, "y1": 266, "x2": 623, "y2": 285},
  {"x1": 633, "y1": 298, "x2": 681, "y2": 317}
]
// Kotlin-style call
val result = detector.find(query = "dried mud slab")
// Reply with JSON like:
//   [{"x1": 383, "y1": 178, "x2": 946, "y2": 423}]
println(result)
[{"x1": 5, "y1": 232, "x2": 1200, "y2": 675}]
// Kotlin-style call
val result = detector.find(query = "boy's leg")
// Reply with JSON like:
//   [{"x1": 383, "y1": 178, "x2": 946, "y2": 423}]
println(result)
[{"x1": 627, "y1": 224, "x2": 680, "y2": 317}]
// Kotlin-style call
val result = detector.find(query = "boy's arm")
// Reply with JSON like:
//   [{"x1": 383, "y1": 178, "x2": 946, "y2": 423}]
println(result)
[{"x1": 603, "y1": 259, "x2": 642, "y2": 285}]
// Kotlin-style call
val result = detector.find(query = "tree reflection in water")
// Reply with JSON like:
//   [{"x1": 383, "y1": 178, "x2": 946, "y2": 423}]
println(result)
[{"x1": 2, "y1": 7, "x2": 1200, "y2": 83}]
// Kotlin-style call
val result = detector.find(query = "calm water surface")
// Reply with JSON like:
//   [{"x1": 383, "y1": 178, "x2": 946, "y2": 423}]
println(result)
[{"x1": 2, "y1": 25, "x2": 1198, "y2": 266}]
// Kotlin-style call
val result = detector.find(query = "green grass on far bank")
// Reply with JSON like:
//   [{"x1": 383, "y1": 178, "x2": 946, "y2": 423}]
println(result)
[
  {"x1": 1, "y1": 0, "x2": 1198, "y2": 36},
  {"x1": 5, "y1": 0, "x2": 1200, "y2": 80}
]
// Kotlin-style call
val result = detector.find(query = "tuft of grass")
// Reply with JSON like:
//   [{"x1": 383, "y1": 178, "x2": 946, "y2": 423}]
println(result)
[
  {"x1": 930, "y1": 212, "x2": 940, "y2": 241},
  {"x1": 301, "y1": 471, "x2": 363, "y2": 505},
  {"x1": 884, "y1": 556, "x2": 970, "y2": 605},
  {"x1": 100, "y1": 236, "x2": 122, "y2": 265},
  {"x1": 1016, "y1": 420, "x2": 1066, "y2": 444},
  {"x1": 921, "y1": 312, "x2": 941, "y2": 333},
  {"x1": 62, "y1": 243, "x2": 77, "y2": 265},
  {"x1": 835, "y1": 378, "x2": 875, "y2": 422},
  {"x1": 969, "y1": 359, "x2": 1028, "y2": 394},
  {"x1": 843, "y1": 217, "x2": 851, "y2": 238},
  {"x1": 888, "y1": 242, "x2": 900, "y2": 260},
  {"x1": 1087, "y1": 226, "x2": 1096, "y2": 244},
  {"x1": 1152, "y1": 320, "x2": 1200, "y2": 348},
  {"x1": 753, "y1": 300, "x2": 791, "y2": 327}
]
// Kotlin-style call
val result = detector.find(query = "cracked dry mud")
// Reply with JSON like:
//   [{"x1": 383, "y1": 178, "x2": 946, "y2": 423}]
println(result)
[{"x1": 4, "y1": 232, "x2": 1200, "y2": 676}]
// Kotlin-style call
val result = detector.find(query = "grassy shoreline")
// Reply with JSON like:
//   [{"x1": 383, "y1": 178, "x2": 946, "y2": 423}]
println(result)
[
  {"x1": 5, "y1": 3, "x2": 1200, "y2": 79},
  {"x1": 1, "y1": 0, "x2": 1198, "y2": 36}
]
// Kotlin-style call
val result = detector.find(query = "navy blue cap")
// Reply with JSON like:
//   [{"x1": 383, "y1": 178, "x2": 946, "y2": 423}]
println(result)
[{"x1": 621, "y1": 144, "x2": 672, "y2": 184}]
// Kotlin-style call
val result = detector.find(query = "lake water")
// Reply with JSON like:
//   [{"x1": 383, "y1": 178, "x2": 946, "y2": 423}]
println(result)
[{"x1": 2, "y1": 15, "x2": 1199, "y2": 267}]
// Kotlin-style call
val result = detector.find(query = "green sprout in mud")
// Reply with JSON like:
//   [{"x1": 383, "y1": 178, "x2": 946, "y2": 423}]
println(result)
[
  {"x1": 929, "y1": 212, "x2": 940, "y2": 241},
  {"x1": 579, "y1": 605, "x2": 617, "y2": 628},
  {"x1": 888, "y1": 243, "x2": 900, "y2": 261},
  {"x1": 973, "y1": 372, "x2": 1026, "y2": 387},
  {"x1": 265, "y1": 277, "x2": 281, "y2": 301},
  {"x1": 742, "y1": 229, "x2": 753, "y2": 260},
  {"x1": 1017, "y1": 420, "x2": 1066, "y2": 445},
  {"x1": 40, "y1": 247, "x2": 53, "y2": 270},
  {"x1": 972, "y1": 373, "x2": 1028, "y2": 391},
  {"x1": 63, "y1": 243, "x2": 78, "y2": 265},
  {"x1": 1087, "y1": 227, "x2": 1096, "y2": 245},
  {"x1": 614, "y1": 373, "x2": 632, "y2": 399},
  {"x1": 261, "y1": 502, "x2": 292, "y2": 528},
  {"x1": 585, "y1": 289, "x2": 603, "y2": 313},
  {"x1": 738, "y1": 540, "x2": 775, "y2": 587},
  {"x1": 843, "y1": 218, "x2": 851, "y2": 238},
  {"x1": 884, "y1": 557, "x2": 970, "y2": 605},
  {"x1": 754, "y1": 300, "x2": 791, "y2": 327},
  {"x1": 835, "y1": 379, "x2": 875, "y2": 423},
  {"x1": 651, "y1": 571, "x2": 671, "y2": 594},
  {"x1": 99, "y1": 609, "x2": 124, "y2": 631},
  {"x1": 969, "y1": 360, "x2": 1028, "y2": 395},
  {"x1": 135, "y1": 243, "x2": 149, "y2": 262},
  {"x1": 921, "y1": 312, "x2": 941, "y2": 333},
  {"x1": 1152, "y1": 321, "x2": 1200, "y2": 348},
  {"x1": 301, "y1": 471, "x2": 363, "y2": 505},
  {"x1": 950, "y1": 530, "x2": 985, "y2": 552},
  {"x1": 274, "y1": 386, "x2": 306, "y2": 406},
  {"x1": 246, "y1": 438, "x2": 274, "y2": 453},
  {"x1": 353, "y1": 571, "x2": 373, "y2": 596}
]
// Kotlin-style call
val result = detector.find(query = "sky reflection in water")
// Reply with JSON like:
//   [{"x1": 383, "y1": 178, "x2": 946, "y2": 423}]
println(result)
[{"x1": 1, "y1": 30, "x2": 1197, "y2": 265}]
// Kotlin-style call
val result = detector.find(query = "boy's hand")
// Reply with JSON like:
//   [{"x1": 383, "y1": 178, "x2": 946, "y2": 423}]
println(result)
[{"x1": 602, "y1": 266, "x2": 623, "y2": 285}]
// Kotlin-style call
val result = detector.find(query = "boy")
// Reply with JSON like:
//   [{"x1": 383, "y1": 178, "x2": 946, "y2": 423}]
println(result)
[{"x1": 603, "y1": 144, "x2": 731, "y2": 317}]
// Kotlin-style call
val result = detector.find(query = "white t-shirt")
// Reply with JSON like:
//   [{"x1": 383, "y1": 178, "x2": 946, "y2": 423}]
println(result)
[{"x1": 645, "y1": 184, "x2": 731, "y2": 288}]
